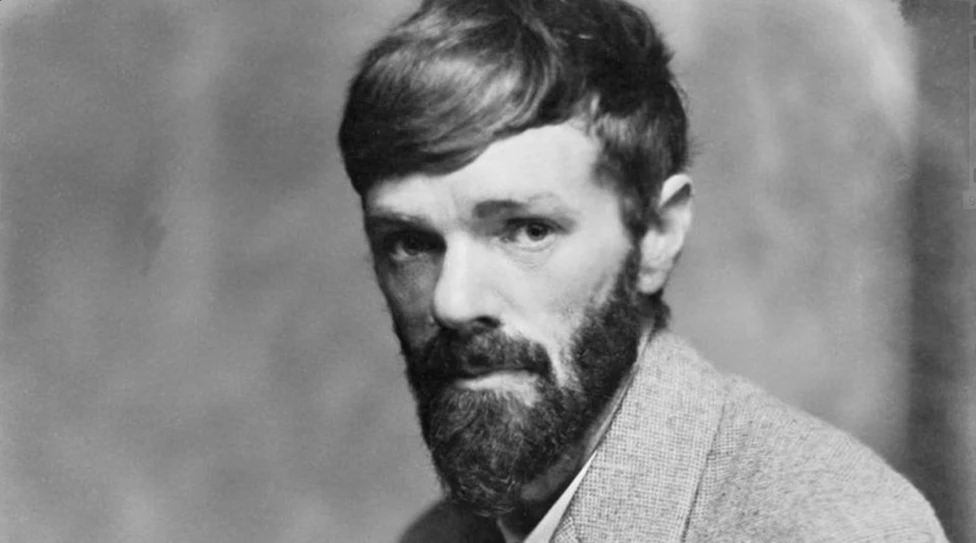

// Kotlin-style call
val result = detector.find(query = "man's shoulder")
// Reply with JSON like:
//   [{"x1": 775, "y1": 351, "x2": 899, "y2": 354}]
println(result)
[{"x1": 675, "y1": 353, "x2": 946, "y2": 541}]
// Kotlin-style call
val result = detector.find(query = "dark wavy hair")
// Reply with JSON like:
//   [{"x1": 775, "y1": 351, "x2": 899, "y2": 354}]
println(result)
[{"x1": 338, "y1": 0, "x2": 689, "y2": 239}]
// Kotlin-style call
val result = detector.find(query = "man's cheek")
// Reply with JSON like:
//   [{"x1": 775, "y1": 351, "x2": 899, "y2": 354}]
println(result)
[
  {"x1": 555, "y1": 261, "x2": 621, "y2": 317},
  {"x1": 378, "y1": 265, "x2": 439, "y2": 341}
]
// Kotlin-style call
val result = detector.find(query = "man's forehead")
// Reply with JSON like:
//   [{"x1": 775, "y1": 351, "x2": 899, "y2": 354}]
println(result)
[{"x1": 364, "y1": 124, "x2": 603, "y2": 220}]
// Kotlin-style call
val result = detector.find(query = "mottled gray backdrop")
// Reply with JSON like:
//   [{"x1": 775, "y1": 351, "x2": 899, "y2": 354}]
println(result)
[{"x1": 0, "y1": 0, "x2": 973, "y2": 541}]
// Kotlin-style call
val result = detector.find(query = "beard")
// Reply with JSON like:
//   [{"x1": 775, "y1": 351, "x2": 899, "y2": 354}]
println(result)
[{"x1": 398, "y1": 251, "x2": 645, "y2": 517}]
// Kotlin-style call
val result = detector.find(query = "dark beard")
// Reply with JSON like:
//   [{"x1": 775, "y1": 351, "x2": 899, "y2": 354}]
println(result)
[{"x1": 399, "y1": 252, "x2": 644, "y2": 517}]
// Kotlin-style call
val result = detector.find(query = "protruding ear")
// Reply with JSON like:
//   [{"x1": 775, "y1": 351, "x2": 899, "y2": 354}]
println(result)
[{"x1": 636, "y1": 173, "x2": 693, "y2": 295}]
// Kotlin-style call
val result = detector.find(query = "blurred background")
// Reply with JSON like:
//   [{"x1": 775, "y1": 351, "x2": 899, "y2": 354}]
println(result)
[{"x1": 0, "y1": 0, "x2": 973, "y2": 541}]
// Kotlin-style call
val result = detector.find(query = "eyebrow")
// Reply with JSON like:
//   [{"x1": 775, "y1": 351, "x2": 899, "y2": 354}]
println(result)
[
  {"x1": 363, "y1": 210, "x2": 434, "y2": 233},
  {"x1": 472, "y1": 194, "x2": 576, "y2": 220}
]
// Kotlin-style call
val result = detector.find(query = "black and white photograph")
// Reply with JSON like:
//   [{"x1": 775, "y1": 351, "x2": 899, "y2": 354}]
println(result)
[{"x1": 0, "y1": 0, "x2": 972, "y2": 541}]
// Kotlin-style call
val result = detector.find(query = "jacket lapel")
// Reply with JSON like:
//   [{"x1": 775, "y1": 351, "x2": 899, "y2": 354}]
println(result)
[{"x1": 553, "y1": 332, "x2": 727, "y2": 542}]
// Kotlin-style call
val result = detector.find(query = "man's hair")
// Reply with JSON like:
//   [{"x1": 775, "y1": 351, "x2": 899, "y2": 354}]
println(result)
[
  {"x1": 338, "y1": 0, "x2": 689, "y2": 238},
  {"x1": 338, "y1": 0, "x2": 688, "y2": 328}
]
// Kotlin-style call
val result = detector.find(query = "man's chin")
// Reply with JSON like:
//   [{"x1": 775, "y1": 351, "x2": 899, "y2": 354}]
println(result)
[{"x1": 417, "y1": 382, "x2": 568, "y2": 517}]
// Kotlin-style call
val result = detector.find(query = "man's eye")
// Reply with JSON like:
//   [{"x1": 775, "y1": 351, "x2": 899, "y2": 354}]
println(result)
[
  {"x1": 384, "y1": 232, "x2": 437, "y2": 261},
  {"x1": 503, "y1": 220, "x2": 557, "y2": 247}
]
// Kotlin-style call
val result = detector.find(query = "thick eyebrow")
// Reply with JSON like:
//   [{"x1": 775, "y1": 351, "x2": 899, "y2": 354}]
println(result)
[
  {"x1": 363, "y1": 210, "x2": 434, "y2": 234},
  {"x1": 472, "y1": 194, "x2": 577, "y2": 221}
]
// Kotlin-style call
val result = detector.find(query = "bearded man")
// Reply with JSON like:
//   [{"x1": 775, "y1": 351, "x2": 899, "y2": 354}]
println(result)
[{"x1": 337, "y1": 0, "x2": 948, "y2": 540}]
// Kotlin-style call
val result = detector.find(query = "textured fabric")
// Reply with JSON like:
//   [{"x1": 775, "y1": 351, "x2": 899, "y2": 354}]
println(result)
[
  {"x1": 498, "y1": 452, "x2": 595, "y2": 543},
  {"x1": 400, "y1": 331, "x2": 948, "y2": 542}
]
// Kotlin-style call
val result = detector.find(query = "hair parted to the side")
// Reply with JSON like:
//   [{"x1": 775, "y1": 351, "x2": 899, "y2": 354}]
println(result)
[{"x1": 338, "y1": 0, "x2": 689, "y2": 328}]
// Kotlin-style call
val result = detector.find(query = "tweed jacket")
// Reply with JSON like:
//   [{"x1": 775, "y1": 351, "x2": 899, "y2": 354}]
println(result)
[{"x1": 401, "y1": 331, "x2": 947, "y2": 542}]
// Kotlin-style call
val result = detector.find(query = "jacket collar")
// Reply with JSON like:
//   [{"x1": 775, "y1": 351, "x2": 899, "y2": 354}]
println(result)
[{"x1": 553, "y1": 331, "x2": 727, "y2": 543}]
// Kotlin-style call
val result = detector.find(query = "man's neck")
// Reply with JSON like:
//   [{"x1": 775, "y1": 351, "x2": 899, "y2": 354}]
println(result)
[{"x1": 496, "y1": 330, "x2": 648, "y2": 538}]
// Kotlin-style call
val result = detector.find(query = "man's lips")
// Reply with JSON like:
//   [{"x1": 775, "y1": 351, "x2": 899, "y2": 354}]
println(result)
[
  {"x1": 420, "y1": 365, "x2": 537, "y2": 382},
  {"x1": 456, "y1": 368, "x2": 535, "y2": 380}
]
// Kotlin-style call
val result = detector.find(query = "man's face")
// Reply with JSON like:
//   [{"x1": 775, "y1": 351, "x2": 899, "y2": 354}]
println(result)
[{"x1": 364, "y1": 124, "x2": 644, "y2": 515}]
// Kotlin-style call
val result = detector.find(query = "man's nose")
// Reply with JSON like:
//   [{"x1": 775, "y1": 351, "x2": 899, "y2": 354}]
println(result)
[{"x1": 431, "y1": 242, "x2": 500, "y2": 331}]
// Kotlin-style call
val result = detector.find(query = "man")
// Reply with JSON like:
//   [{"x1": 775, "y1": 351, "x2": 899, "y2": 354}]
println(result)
[{"x1": 338, "y1": 0, "x2": 948, "y2": 540}]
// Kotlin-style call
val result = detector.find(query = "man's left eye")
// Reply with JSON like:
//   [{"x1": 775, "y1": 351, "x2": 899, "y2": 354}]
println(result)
[{"x1": 502, "y1": 220, "x2": 557, "y2": 247}]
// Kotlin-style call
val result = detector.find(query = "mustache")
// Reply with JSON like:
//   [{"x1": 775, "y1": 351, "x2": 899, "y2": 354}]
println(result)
[{"x1": 407, "y1": 330, "x2": 551, "y2": 383}]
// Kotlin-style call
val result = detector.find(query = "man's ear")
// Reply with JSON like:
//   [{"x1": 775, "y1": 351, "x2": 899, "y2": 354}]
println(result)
[{"x1": 636, "y1": 173, "x2": 693, "y2": 295}]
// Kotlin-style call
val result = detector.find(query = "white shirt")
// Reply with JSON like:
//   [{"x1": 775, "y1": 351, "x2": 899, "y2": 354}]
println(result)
[{"x1": 497, "y1": 452, "x2": 597, "y2": 543}]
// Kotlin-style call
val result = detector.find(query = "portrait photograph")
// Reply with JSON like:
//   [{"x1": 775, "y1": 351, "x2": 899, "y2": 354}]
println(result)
[{"x1": 0, "y1": 0, "x2": 973, "y2": 541}]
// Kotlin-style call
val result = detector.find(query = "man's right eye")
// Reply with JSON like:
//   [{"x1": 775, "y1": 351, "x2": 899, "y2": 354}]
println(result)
[{"x1": 383, "y1": 232, "x2": 438, "y2": 262}]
